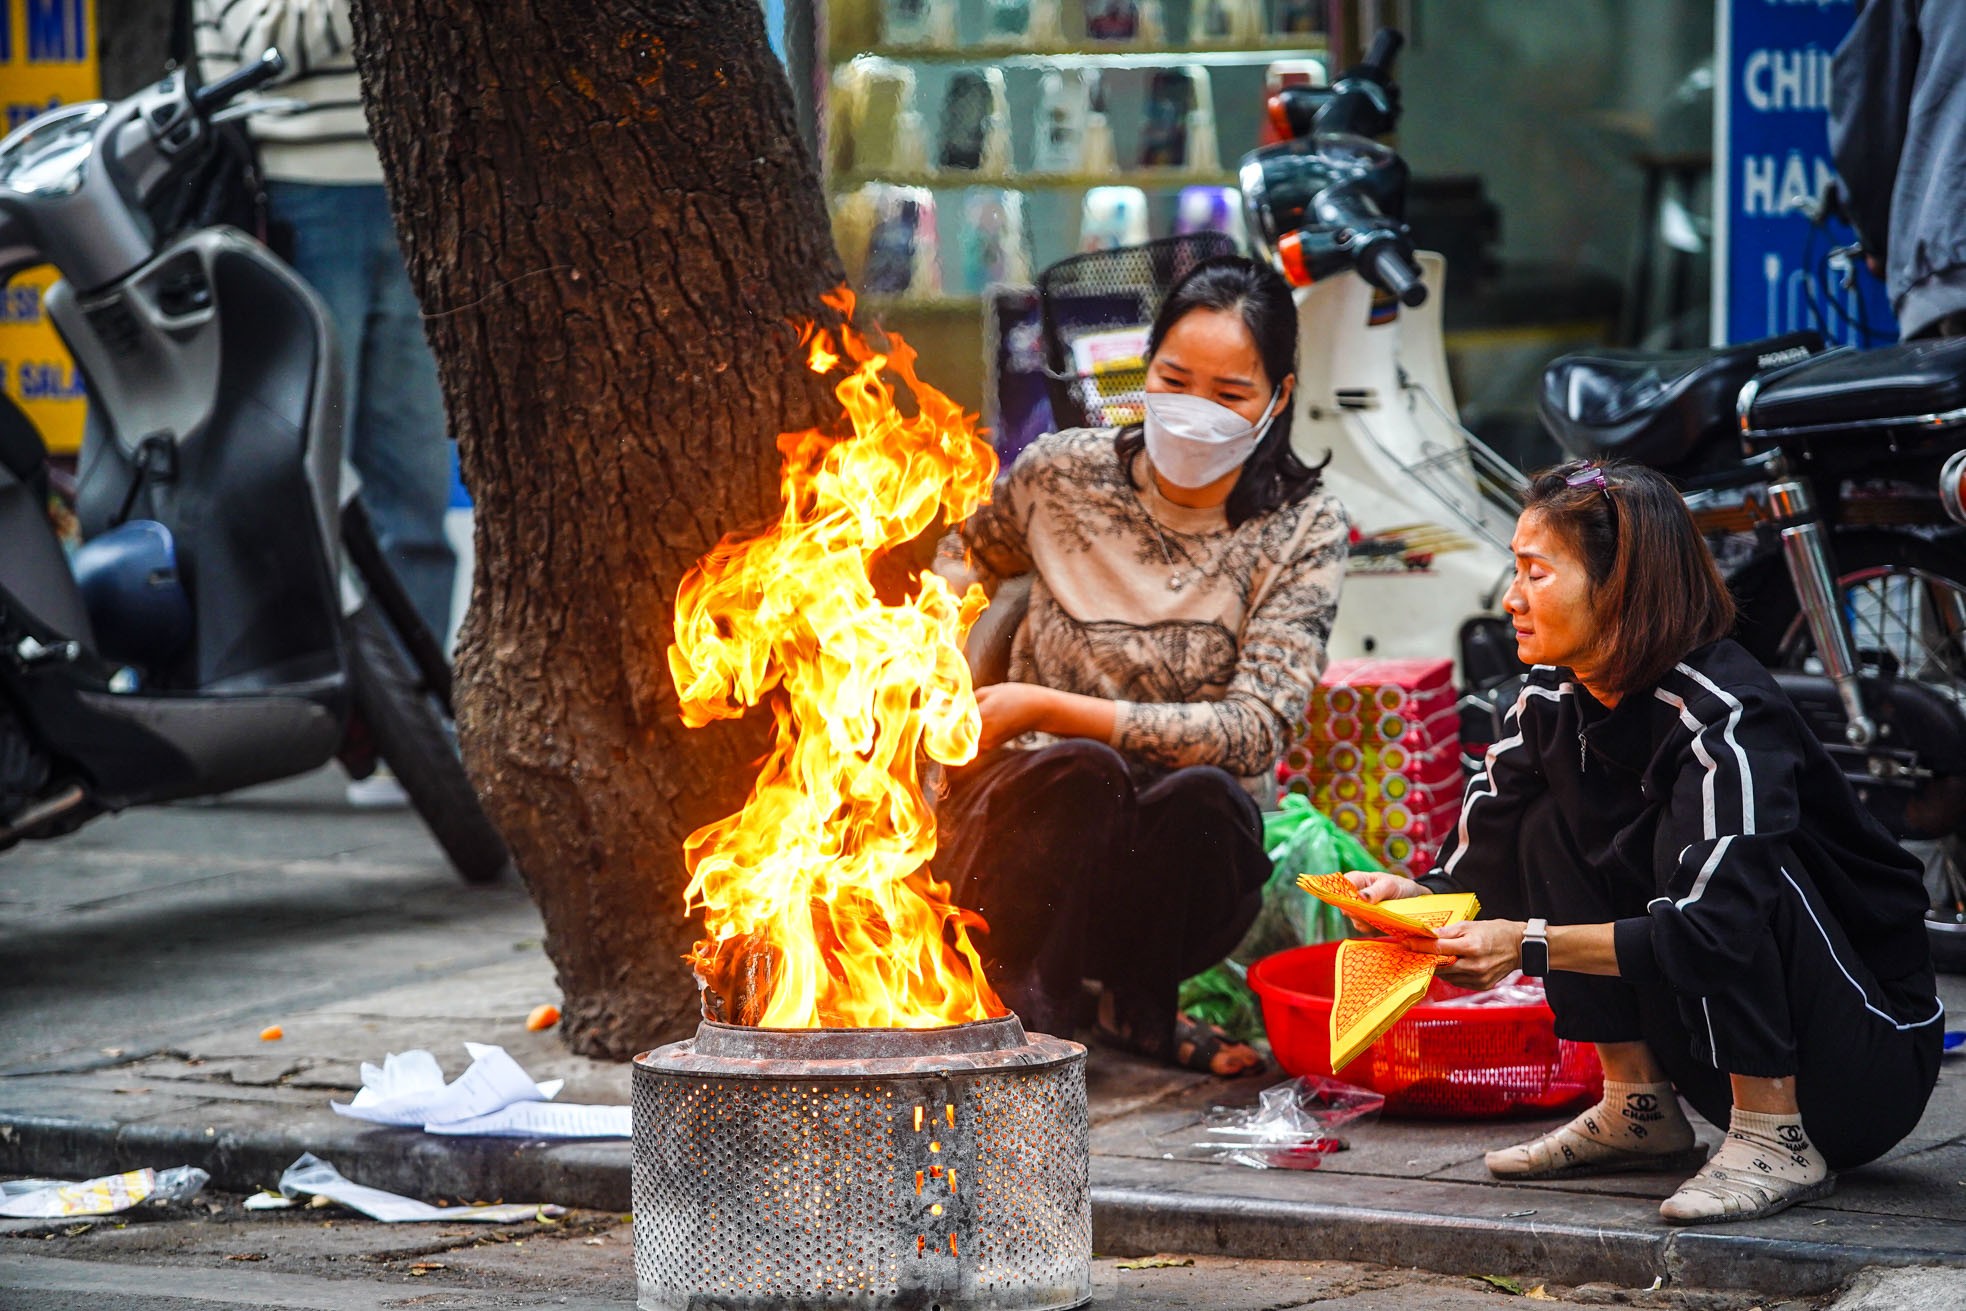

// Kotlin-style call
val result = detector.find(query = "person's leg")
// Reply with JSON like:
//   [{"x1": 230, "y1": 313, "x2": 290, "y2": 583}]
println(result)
[
  {"x1": 1659, "y1": 862, "x2": 1943, "y2": 1223},
  {"x1": 269, "y1": 182, "x2": 410, "y2": 806},
  {"x1": 267, "y1": 182, "x2": 370, "y2": 434},
  {"x1": 938, "y1": 741, "x2": 1133, "y2": 1036},
  {"x1": 1089, "y1": 764, "x2": 1269, "y2": 1075},
  {"x1": 353, "y1": 189, "x2": 458, "y2": 643},
  {"x1": 1486, "y1": 799, "x2": 1703, "y2": 1178}
]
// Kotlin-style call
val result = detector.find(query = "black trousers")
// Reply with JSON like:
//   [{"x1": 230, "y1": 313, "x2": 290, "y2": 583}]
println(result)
[
  {"x1": 937, "y1": 740, "x2": 1269, "y2": 1046},
  {"x1": 1506, "y1": 796, "x2": 1943, "y2": 1170}
]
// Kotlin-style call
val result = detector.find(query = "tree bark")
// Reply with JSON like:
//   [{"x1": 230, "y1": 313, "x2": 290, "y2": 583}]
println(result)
[{"x1": 349, "y1": 0, "x2": 847, "y2": 1057}]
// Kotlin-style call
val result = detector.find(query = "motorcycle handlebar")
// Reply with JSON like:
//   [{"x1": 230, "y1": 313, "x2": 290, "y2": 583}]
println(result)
[
  {"x1": 1315, "y1": 185, "x2": 1427, "y2": 307},
  {"x1": 1359, "y1": 29, "x2": 1404, "y2": 80},
  {"x1": 1362, "y1": 239, "x2": 1427, "y2": 307},
  {"x1": 193, "y1": 49, "x2": 286, "y2": 114}
]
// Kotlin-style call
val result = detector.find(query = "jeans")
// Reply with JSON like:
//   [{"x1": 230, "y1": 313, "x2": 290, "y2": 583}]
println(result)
[{"x1": 269, "y1": 181, "x2": 457, "y2": 643}]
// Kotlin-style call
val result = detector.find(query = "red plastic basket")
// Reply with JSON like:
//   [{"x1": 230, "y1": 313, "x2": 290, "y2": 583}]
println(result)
[{"x1": 1248, "y1": 942, "x2": 1604, "y2": 1119}]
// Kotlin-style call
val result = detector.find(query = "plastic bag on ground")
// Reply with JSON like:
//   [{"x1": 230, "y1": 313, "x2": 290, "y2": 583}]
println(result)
[
  {"x1": 1157, "y1": 1074, "x2": 1386, "y2": 1170},
  {"x1": 0, "y1": 1166, "x2": 209, "y2": 1218},
  {"x1": 274, "y1": 1153, "x2": 565, "y2": 1223}
]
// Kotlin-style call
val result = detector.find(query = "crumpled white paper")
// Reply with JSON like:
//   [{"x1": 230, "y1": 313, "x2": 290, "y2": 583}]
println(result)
[
  {"x1": 331, "y1": 1043, "x2": 627, "y2": 1138},
  {"x1": 271, "y1": 1153, "x2": 564, "y2": 1223}
]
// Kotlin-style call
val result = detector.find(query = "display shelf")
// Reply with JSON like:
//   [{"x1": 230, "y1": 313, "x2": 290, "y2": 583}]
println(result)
[
  {"x1": 830, "y1": 168, "x2": 1242, "y2": 191},
  {"x1": 838, "y1": 39, "x2": 1325, "y2": 67},
  {"x1": 858, "y1": 294, "x2": 988, "y2": 313}
]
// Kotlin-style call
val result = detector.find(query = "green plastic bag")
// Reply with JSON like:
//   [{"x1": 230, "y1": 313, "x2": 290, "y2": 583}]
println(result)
[{"x1": 1177, "y1": 795, "x2": 1383, "y2": 1044}]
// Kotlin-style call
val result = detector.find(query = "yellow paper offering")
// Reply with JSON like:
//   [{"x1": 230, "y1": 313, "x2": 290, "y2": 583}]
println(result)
[{"x1": 1296, "y1": 874, "x2": 1480, "y2": 1070}]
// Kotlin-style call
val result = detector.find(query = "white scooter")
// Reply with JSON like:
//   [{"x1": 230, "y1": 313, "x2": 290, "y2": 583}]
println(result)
[
  {"x1": 1290, "y1": 250, "x2": 1517, "y2": 672},
  {"x1": 1242, "y1": 31, "x2": 1520, "y2": 686}
]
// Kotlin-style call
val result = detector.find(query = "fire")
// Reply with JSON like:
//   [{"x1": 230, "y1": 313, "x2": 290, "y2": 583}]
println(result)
[{"x1": 667, "y1": 293, "x2": 1006, "y2": 1029}]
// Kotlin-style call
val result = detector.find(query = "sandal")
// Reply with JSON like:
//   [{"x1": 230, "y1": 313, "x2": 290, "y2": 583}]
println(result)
[
  {"x1": 1171, "y1": 1012, "x2": 1268, "y2": 1079},
  {"x1": 1092, "y1": 995, "x2": 1267, "y2": 1078}
]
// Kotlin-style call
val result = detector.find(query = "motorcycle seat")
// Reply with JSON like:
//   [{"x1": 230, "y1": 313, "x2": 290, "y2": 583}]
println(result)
[
  {"x1": 1742, "y1": 335, "x2": 1966, "y2": 439},
  {"x1": 1540, "y1": 332, "x2": 1824, "y2": 468}
]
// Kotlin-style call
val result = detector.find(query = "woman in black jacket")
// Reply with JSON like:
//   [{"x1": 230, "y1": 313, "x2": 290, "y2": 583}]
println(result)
[{"x1": 1349, "y1": 460, "x2": 1943, "y2": 1225}]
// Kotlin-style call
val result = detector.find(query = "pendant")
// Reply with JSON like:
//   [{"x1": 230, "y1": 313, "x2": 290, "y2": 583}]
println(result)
[{"x1": 1167, "y1": 575, "x2": 1186, "y2": 592}]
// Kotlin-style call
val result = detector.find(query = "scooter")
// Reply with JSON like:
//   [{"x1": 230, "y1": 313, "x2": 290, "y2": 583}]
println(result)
[
  {"x1": 0, "y1": 52, "x2": 510, "y2": 883},
  {"x1": 1238, "y1": 32, "x2": 1522, "y2": 689}
]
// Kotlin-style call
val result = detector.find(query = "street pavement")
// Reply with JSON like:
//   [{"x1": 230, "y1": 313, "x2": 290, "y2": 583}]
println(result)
[
  {"x1": 3, "y1": 771, "x2": 1965, "y2": 1307},
  {"x1": 0, "y1": 1216, "x2": 1848, "y2": 1311}
]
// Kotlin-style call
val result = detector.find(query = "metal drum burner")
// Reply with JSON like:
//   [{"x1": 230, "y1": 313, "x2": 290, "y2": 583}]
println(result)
[{"x1": 632, "y1": 1014, "x2": 1089, "y2": 1311}]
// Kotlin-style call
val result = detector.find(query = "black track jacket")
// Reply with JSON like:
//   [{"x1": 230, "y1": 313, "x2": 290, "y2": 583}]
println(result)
[{"x1": 1422, "y1": 640, "x2": 1936, "y2": 1006}]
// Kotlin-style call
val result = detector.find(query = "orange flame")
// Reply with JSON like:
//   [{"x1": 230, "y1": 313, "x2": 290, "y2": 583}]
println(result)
[{"x1": 667, "y1": 294, "x2": 1005, "y2": 1029}]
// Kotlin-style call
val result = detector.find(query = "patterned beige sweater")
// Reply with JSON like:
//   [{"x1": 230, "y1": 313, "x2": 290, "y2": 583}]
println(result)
[{"x1": 939, "y1": 427, "x2": 1349, "y2": 794}]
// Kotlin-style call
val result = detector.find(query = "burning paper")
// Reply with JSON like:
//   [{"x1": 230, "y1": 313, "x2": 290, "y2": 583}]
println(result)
[{"x1": 669, "y1": 294, "x2": 1005, "y2": 1029}]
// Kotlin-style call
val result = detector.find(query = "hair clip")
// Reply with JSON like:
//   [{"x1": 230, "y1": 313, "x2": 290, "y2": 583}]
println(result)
[{"x1": 1565, "y1": 463, "x2": 1612, "y2": 498}]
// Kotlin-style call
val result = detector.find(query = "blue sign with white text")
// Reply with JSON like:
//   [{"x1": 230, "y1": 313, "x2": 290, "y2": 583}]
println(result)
[{"x1": 1717, "y1": 0, "x2": 1897, "y2": 347}]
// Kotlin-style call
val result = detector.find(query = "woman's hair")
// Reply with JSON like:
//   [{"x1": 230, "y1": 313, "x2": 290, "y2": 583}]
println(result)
[
  {"x1": 1524, "y1": 458, "x2": 1736, "y2": 694},
  {"x1": 1114, "y1": 254, "x2": 1326, "y2": 527}
]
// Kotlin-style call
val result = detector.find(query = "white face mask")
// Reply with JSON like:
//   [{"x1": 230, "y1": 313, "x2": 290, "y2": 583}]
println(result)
[{"x1": 1142, "y1": 388, "x2": 1282, "y2": 489}]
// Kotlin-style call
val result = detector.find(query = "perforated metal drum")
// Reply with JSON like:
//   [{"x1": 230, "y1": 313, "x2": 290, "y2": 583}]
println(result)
[{"x1": 632, "y1": 1016, "x2": 1089, "y2": 1311}]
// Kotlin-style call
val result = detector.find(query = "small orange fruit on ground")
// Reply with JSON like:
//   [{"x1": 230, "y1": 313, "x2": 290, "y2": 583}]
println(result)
[
  {"x1": 259, "y1": 1025, "x2": 284, "y2": 1042},
  {"x1": 525, "y1": 1004, "x2": 561, "y2": 1032}
]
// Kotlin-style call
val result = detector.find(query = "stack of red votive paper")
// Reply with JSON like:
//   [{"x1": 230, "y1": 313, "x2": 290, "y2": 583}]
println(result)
[{"x1": 1278, "y1": 657, "x2": 1465, "y2": 880}]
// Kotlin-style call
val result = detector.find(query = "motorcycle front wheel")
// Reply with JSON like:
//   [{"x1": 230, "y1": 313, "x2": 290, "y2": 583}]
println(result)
[{"x1": 1736, "y1": 528, "x2": 1966, "y2": 973}]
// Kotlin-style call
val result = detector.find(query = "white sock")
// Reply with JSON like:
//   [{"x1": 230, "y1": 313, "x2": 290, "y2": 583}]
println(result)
[
  {"x1": 1486, "y1": 1079, "x2": 1695, "y2": 1177},
  {"x1": 1660, "y1": 1107, "x2": 1830, "y2": 1223}
]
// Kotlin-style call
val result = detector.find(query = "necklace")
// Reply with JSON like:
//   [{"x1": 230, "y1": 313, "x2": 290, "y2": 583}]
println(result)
[
  {"x1": 1138, "y1": 456, "x2": 1209, "y2": 593},
  {"x1": 1146, "y1": 514, "x2": 1190, "y2": 591}
]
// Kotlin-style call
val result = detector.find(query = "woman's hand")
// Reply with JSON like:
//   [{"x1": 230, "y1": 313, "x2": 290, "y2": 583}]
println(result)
[
  {"x1": 1339, "y1": 871, "x2": 1428, "y2": 935},
  {"x1": 1430, "y1": 919, "x2": 1525, "y2": 991},
  {"x1": 974, "y1": 682, "x2": 1057, "y2": 750},
  {"x1": 1343, "y1": 871, "x2": 1427, "y2": 903}
]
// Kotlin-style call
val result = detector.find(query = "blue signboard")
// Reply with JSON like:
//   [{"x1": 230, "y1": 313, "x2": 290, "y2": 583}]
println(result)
[{"x1": 1714, "y1": 0, "x2": 1898, "y2": 348}]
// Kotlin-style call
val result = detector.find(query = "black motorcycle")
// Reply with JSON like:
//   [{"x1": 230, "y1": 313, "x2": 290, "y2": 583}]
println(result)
[
  {"x1": 0, "y1": 53, "x2": 509, "y2": 883},
  {"x1": 1542, "y1": 330, "x2": 1966, "y2": 969}
]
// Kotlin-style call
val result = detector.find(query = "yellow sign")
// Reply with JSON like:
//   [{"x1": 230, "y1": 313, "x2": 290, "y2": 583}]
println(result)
[{"x1": 0, "y1": 0, "x2": 99, "y2": 455}]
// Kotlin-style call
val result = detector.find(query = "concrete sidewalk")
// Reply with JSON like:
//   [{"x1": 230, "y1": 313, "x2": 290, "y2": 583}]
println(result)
[{"x1": 3, "y1": 772, "x2": 1963, "y2": 1298}]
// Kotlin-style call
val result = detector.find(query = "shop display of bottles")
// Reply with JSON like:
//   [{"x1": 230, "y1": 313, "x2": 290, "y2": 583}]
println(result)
[
  {"x1": 877, "y1": 0, "x2": 1317, "y2": 51},
  {"x1": 829, "y1": 57, "x2": 1229, "y2": 180},
  {"x1": 825, "y1": 0, "x2": 1327, "y2": 301}
]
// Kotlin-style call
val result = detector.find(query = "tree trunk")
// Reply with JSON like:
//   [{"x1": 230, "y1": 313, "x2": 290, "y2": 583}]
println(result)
[{"x1": 349, "y1": 0, "x2": 847, "y2": 1058}]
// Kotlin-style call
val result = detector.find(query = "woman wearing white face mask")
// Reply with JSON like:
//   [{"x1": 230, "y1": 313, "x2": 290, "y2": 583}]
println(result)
[{"x1": 934, "y1": 256, "x2": 1349, "y2": 1077}]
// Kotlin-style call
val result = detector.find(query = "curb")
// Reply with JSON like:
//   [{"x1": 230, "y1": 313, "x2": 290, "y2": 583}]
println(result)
[
  {"x1": 6, "y1": 1107, "x2": 1960, "y2": 1297},
  {"x1": 1090, "y1": 1184, "x2": 1966, "y2": 1297},
  {"x1": 0, "y1": 1108, "x2": 633, "y2": 1214}
]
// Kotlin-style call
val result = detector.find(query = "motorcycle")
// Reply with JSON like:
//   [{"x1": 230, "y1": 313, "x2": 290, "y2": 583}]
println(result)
[
  {"x1": 0, "y1": 52, "x2": 511, "y2": 883},
  {"x1": 1237, "y1": 31, "x2": 1966, "y2": 969},
  {"x1": 1540, "y1": 329, "x2": 1966, "y2": 970}
]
